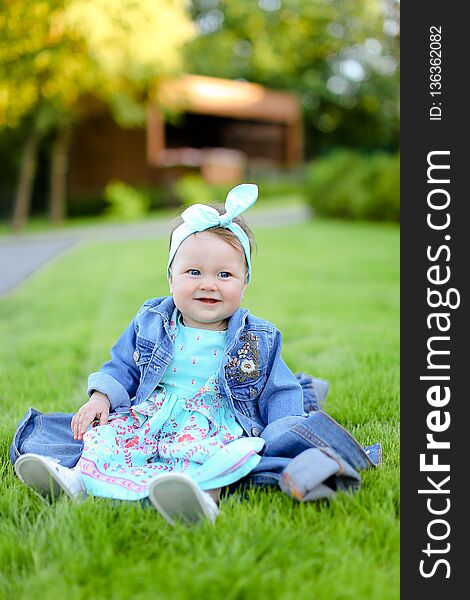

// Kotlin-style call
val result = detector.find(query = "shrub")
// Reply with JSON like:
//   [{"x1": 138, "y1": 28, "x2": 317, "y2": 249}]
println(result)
[
  {"x1": 305, "y1": 150, "x2": 399, "y2": 222},
  {"x1": 104, "y1": 180, "x2": 150, "y2": 220},
  {"x1": 172, "y1": 174, "x2": 218, "y2": 207}
]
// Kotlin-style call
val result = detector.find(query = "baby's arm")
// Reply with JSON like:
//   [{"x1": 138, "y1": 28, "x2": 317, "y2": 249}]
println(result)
[
  {"x1": 71, "y1": 311, "x2": 142, "y2": 440},
  {"x1": 87, "y1": 317, "x2": 141, "y2": 412},
  {"x1": 71, "y1": 391, "x2": 110, "y2": 440}
]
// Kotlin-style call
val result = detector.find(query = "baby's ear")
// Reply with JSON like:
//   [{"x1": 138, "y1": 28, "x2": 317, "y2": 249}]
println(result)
[
  {"x1": 168, "y1": 270, "x2": 173, "y2": 293},
  {"x1": 242, "y1": 274, "x2": 248, "y2": 297}
]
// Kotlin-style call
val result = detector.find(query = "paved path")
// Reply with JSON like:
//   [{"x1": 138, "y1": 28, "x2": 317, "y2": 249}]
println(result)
[
  {"x1": 0, "y1": 204, "x2": 311, "y2": 296},
  {"x1": 0, "y1": 238, "x2": 77, "y2": 297}
]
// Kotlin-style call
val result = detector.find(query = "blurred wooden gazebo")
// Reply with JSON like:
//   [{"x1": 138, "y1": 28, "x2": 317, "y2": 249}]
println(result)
[
  {"x1": 68, "y1": 75, "x2": 303, "y2": 196},
  {"x1": 148, "y1": 74, "x2": 303, "y2": 167}
]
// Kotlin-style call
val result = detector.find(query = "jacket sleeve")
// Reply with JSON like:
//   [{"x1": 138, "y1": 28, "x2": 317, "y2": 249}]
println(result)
[
  {"x1": 257, "y1": 328, "x2": 305, "y2": 424},
  {"x1": 87, "y1": 315, "x2": 140, "y2": 412}
]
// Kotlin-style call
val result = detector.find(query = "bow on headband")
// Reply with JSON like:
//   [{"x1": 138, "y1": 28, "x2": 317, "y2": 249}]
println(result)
[{"x1": 168, "y1": 183, "x2": 258, "y2": 282}]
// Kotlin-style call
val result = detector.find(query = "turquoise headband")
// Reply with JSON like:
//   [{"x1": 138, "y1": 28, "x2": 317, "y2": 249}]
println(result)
[{"x1": 168, "y1": 183, "x2": 258, "y2": 282}]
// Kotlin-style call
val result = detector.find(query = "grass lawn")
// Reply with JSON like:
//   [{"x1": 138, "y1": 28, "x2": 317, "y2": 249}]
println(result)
[{"x1": 0, "y1": 218, "x2": 399, "y2": 600}]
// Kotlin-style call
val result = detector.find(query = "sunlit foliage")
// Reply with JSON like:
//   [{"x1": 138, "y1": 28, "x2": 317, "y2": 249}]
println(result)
[
  {"x1": 0, "y1": 0, "x2": 194, "y2": 129},
  {"x1": 185, "y1": 0, "x2": 399, "y2": 152}
]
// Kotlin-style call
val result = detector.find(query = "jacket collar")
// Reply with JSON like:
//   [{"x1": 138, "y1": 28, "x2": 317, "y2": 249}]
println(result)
[
  {"x1": 149, "y1": 296, "x2": 176, "y2": 321},
  {"x1": 226, "y1": 306, "x2": 249, "y2": 343}
]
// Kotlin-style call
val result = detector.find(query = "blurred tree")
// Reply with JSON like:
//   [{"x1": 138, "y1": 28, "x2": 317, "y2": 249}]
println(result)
[
  {"x1": 184, "y1": 0, "x2": 399, "y2": 156},
  {"x1": 0, "y1": 0, "x2": 193, "y2": 229}
]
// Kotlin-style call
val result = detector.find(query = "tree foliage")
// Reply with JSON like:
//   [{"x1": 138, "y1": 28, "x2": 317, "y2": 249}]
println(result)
[
  {"x1": 185, "y1": 0, "x2": 399, "y2": 154},
  {"x1": 0, "y1": 0, "x2": 194, "y2": 129}
]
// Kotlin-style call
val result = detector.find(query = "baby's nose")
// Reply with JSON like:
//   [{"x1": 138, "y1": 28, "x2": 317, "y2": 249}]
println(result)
[{"x1": 199, "y1": 276, "x2": 217, "y2": 290}]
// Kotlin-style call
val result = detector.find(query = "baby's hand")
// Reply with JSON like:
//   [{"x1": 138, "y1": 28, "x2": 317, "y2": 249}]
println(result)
[{"x1": 71, "y1": 391, "x2": 110, "y2": 440}]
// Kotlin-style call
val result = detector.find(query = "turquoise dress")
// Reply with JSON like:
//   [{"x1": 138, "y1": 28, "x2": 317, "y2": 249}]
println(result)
[{"x1": 77, "y1": 318, "x2": 264, "y2": 500}]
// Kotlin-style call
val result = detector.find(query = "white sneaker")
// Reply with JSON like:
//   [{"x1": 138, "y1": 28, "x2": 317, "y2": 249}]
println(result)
[
  {"x1": 148, "y1": 473, "x2": 220, "y2": 525},
  {"x1": 14, "y1": 454, "x2": 86, "y2": 501}
]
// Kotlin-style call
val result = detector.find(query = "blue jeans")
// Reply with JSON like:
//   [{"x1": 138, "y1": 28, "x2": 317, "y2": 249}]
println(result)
[
  {"x1": 10, "y1": 408, "x2": 84, "y2": 468},
  {"x1": 231, "y1": 412, "x2": 381, "y2": 500}
]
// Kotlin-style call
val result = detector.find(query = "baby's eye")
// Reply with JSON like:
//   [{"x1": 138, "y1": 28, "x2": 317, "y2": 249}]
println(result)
[
  {"x1": 218, "y1": 271, "x2": 231, "y2": 279},
  {"x1": 188, "y1": 269, "x2": 200, "y2": 276}
]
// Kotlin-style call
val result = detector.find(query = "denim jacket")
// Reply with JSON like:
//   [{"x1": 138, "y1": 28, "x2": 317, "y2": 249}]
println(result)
[{"x1": 88, "y1": 296, "x2": 305, "y2": 438}]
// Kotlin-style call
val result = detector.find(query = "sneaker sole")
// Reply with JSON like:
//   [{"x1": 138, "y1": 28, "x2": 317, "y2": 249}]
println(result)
[
  {"x1": 15, "y1": 454, "x2": 80, "y2": 501},
  {"x1": 148, "y1": 473, "x2": 218, "y2": 525}
]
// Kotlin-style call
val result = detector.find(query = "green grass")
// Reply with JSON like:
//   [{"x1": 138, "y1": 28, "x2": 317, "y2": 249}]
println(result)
[{"x1": 0, "y1": 219, "x2": 399, "y2": 599}]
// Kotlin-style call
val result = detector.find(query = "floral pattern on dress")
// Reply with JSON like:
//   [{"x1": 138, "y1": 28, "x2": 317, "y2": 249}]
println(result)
[
  {"x1": 77, "y1": 317, "x2": 263, "y2": 501},
  {"x1": 78, "y1": 377, "x2": 247, "y2": 500}
]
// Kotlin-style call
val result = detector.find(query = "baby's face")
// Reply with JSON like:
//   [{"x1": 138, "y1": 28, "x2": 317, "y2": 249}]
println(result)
[{"x1": 169, "y1": 231, "x2": 247, "y2": 330}]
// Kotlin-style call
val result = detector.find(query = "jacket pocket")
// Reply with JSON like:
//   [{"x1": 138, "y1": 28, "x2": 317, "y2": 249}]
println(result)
[
  {"x1": 229, "y1": 372, "x2": 266, "y2": 402},
  {"x1": 229, "y1": 382, "x2": 264, "y2": 422}
]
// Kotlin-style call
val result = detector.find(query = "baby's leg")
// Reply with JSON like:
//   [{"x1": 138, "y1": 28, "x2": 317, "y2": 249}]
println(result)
[{"x1": 206, "y1": 487, "x2": 221, "y2": 503}]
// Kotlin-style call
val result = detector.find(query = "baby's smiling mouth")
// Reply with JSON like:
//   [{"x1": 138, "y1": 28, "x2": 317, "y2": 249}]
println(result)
[{"x1": 196, "y1": 298, "x2": 221, "y2": 304}]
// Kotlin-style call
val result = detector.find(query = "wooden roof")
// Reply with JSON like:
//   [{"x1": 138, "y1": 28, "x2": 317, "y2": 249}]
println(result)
[{"x1": 158, "y1": 74, "x2": 301, "y2": 124}]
